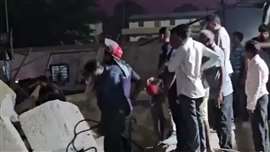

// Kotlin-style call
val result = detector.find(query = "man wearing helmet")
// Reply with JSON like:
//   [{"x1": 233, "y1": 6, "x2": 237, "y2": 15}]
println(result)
[{"x1": 83, "y1": 38, "x2": 142, "y2": 152}]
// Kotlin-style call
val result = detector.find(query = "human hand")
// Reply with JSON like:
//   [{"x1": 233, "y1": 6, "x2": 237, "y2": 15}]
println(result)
[
  {"x1": 216, "y1": 93, "x2": 224, "y2": 109},
  {"x1": 147, "y1": 77, "x2": 155, "y2": 85},
  {"x1": 30, "y1": 85, "x2": 41, "y2": 100},
  {"x1": 247, "y1": 109, "x2": 254, "y2": 115}
]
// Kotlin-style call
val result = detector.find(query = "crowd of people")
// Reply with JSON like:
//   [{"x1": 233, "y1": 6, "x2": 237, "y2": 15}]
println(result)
[{"x1": 82, "y1": 14, "x2": 270, "y2": 152}]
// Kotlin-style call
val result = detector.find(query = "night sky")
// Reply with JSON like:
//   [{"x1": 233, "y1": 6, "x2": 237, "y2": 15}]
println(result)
[{"x1": 98, "y1": 0, "x2": 237, "y2": 15}]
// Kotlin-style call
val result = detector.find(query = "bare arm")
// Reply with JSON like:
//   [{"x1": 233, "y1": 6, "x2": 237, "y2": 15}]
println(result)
[
  {"x1": 258, "y1": 42, "x2": 270, "y2": 49},
  {"x1": 217, "y1": 66, "x2": 224, "y2": 108}
]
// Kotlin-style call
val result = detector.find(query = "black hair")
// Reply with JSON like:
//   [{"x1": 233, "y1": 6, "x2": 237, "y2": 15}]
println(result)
[
  {"x1": 159, "y1": 27, "x2": 169, "y2": 35},
  {"x1": 37, "y1": 83, "x2": 66, "y2": 105},
  {"x1": 206, "y1": 14, "x2": 221, "y2": 24},
  {"x1": 245, "y1": 40, "x2": 260, "y2": 55},
  {"x1": 171, "y1": 24, "x2": 190, "y2": 40},
  {"x1": 233, "y1": 31, "x2": 244, "y2": 42},
  {"x1": 83, "y1": 60, "x2": 99, "y2": 78},
  {"x1": 258, "y1": 24, "x2": 268, "y2": 33}
]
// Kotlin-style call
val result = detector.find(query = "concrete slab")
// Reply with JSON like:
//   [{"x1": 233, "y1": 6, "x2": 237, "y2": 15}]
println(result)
[
  {"x1": 0, "y1": 80, "x2": 18, "y2": 122},
  {"x1": 19, "y1": 100, "x2": 99, "y2": 152},
  {"x1": 0, "y1": 116, "x2": 28, "y2": 152}
]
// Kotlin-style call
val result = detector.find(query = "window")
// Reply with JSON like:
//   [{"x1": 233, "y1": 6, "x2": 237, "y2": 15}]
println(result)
[
  {"x1": 138, "y1": 21, "x2": 144, "y2": 27},
  {"x1": 170, "y1": 19, "x2": 175, "y2": 26},
  {"x1": 50, "y1": 64, "x2": 69, "y2": 83},
  {"x1": 154, "y1": 21, "x2": 160, "y2": 27}
]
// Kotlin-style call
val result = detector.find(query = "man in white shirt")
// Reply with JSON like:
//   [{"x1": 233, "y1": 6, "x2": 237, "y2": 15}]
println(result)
[
  {"x1": 167, "y1": 24, "x2": 220, "y2": 152},
  {"x1": 200, "y1": 29, "x2": 234, "y2": 150},
  {"x1": 206, "y1": 14, "x2": 233, "y2": 75},
  {"x1": 245, "y1": 40, "x2": 269, "y2": 152},
  {"x1": 206, "y1": 14, "x2": 235, "y2": 134}
]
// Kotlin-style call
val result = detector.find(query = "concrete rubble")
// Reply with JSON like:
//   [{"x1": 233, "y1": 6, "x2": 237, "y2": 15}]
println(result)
[
  {"x1": 0, "y1": 80, "x2": 18, "y2": 122},
  {"x1": 19, "y1": 100, "x2": 99, "y2": 152},
  {"x1": 0, "y1": 116, "x2": 28, "y2": 152}
]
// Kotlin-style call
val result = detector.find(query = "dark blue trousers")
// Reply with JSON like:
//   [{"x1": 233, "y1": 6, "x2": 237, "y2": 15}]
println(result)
[
  {"x1": 102, "y1": 109, "x2": 129, "y2": 152},
  {"x1": 251, "y1": 95, "x2": 269, "y2": 152},
  {"x1": 215, "y1": 94, "x2": 233, "y2": 149},
  {"x1": 177, "y1": 95, "x2": 205, "y2": 152}
]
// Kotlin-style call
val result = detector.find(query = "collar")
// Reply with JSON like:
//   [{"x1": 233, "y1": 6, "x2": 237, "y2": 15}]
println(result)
[
  {"x1": 252, "y1": 54, "x2": 260, "y2": 61},
  {"x1": 114, "y1": 59, "x2": 130, "y2": 77},
  {"x1": 182, "y1": 37, "x2": 192, "y2": 49},
  {"x1": 249, "y1": 54, "x2": 260, "y2": 64},
  {"x1": 215, "y1": 25, "x2": 222, "y2": 31}
]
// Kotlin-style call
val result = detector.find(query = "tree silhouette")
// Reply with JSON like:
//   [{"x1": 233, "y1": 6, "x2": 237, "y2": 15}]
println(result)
[
  {"x1": 0, "y1": 0, "x2": 97, "y2": 47},
  {"x1": 105, "y1": 0, "x2": 145, "y2": 38},
  {"x1": 113, "y1": 0, "x2": 145, "y2": 28}
]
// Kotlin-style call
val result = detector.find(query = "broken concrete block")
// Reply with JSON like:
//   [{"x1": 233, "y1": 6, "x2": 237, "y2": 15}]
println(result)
[
  {"x1": 19, "y1": 100, "x2": 98, "y2": 152},
  {"x1": 0, "y1": 116, "x2": 28, "y2": 152},
  {"x1": 0, "y1": 80, "x2": 18, "y2": 122}
]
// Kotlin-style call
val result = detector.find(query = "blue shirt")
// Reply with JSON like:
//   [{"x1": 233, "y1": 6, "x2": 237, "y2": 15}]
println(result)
[
  {"x1": 95, "y1": 60, "x2": 140, "y2": 114},
  {"x1": 230, "y1": 46, "x2": 245, "y2": 75}
]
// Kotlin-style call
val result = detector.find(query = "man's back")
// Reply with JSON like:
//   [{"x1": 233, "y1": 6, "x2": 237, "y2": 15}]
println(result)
[
  {"x1": 95, "y1": 64, "x2": 127, "y2": 110},
  {"x1": 216, "y1": 26, "x2": 233, "y2": 74}
]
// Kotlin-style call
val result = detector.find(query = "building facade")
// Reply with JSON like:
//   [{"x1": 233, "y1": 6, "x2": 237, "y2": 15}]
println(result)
[{"x1": 122, "y1": 11, "x2": 215, "y2": 42}]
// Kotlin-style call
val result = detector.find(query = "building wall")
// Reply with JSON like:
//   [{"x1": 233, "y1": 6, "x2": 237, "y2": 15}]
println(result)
[
  {"x1": 160, "y1": 20, "x2": 171, "y2": 27},
  {"x1": 129, "y1": 22, "x2": 139, "y2": 28},
  {"x1": 143, "y1": 21, "x2": 155, "y2": 28},
  {"x1": 12, "y1": 50, "x2": 96, "y2": 89},
  {"x1": 126, "y1": 17, "x2": 202, "y2": 42},
  {"x1": 11, "y1": 41, "x2": 161, "y2": 88}
]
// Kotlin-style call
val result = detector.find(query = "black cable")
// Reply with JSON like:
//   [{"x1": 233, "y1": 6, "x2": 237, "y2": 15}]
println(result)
[
  {"x1": 71, "y1": 126, "x2": 99, "y2": 152},
  {"x1": 66, "y1": 118, "x2": 153, "y2": 152},
  {"x1": 66, "y1": 119, "x2": 100, "y2": 152},
  {"x1": 83, "y1": 147, "x2": 98, "y2": 152},
  {"x1": 72, "y1": 119, "x2": 100, "y2": 152}
]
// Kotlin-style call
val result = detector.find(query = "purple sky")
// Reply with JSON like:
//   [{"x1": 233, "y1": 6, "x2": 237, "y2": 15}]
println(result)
[{"x1": 98, "y1": 0, "x2": 238, "y2": 15}]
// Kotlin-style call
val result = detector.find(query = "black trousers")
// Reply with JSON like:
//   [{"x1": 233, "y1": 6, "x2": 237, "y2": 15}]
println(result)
[
  {"x1": 102, "y1": 109, "x2": 130, "y2": 152},
  {"x1": 151, "y1": 93, "x2": 173, "y2": 140},
  {"x1": 232, "y1": 73, "x2": 247, "y2": 120},
  {"x1": 251, "y1": 95, "x2": 269, "y2": 152},
  {"x1": 213, "y1": 94, "x2": 233, "y2": 149},
  {"x1": 177, "y1": 95, "x2": 205, "y2": 152}
]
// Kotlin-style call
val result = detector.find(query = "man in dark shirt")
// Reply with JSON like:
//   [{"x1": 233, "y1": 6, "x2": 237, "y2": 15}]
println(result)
[
  {"x1": 252, "y1": 24, "x2": 270, "y2": 68},
  {"x1": 158, "y1": 27, "x2": 173, "y2": 69},
  {"x1": 83, "y1": 38, "x2": 141, "y2": 152},
  {"x1": 231, "y1": 32, "x2": 246, "y2": 119},
  {"x1": 155, "y1": 27, "x2": 176, "y2": 141}
]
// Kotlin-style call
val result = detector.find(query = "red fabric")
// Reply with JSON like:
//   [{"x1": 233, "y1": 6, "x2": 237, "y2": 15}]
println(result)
[
  {"x1": 146, "y1": 84, "x2": 160, "y2": 96},
  {"x1": 112, "y1": 46, "x2": 123, "y2": 60}
]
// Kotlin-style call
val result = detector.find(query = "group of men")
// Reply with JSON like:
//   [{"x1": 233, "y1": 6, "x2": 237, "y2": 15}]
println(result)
[
  {"x1": 83, "y1": 14, "x2": 270, "y2": 152},
  {"x1": 156, "y1": 15, "x2": 270, "y2": 152}
]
